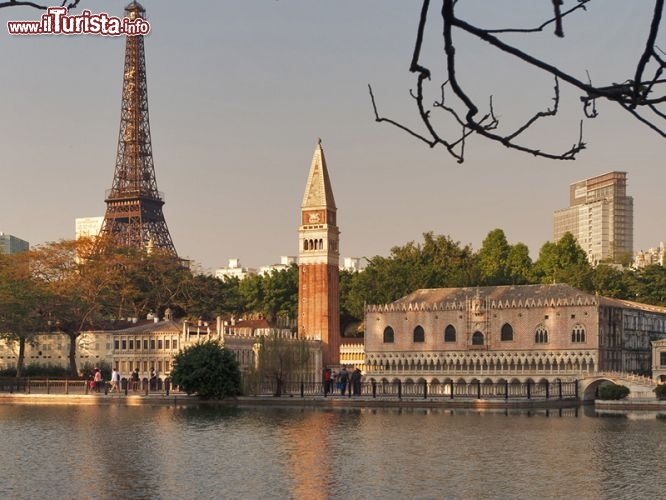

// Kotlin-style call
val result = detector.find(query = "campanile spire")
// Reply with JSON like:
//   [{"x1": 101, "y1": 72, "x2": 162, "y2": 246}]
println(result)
[
  {"x1": 98, "y1": 1, "x2": 177, "y2": 255},
  {"x1": 298, "y1": 140, "x2": 341, "y2": 367}
]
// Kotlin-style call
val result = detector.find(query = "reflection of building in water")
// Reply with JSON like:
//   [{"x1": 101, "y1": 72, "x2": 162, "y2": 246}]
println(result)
[
  {"x1": 283, "y1": 410, "x2": 336, "y2": 500},
  {"x1": 365, "y1": 284, "x2": 666, "y2": 383}
]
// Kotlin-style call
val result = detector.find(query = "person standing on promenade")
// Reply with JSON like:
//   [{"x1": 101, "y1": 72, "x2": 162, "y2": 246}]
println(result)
[
  {"x1": 93, "y1": 368, "x2": 103, "y2": 393},
  {"x1": 338, "y1": 366, "x2": 349, "y2": 396},
  {"x1": 149, "y1": 368, "x2": 157, "y2": 391},
  {"x1": 351, "y1": 368, "x2": 362, "y2": 396},
  {"x1": 132, "y1": 369, "x2": 140, "y2": 392},
  {"x1": 323, "y1": 368, "x2": 332, "y2": 396},
  {"x1": 109, "y1": 368, "x2": 120, "y2": 393}
]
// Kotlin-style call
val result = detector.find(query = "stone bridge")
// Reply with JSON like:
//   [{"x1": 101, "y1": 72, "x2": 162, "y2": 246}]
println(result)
[{"x1": 578, "y1": 372, "x2": 657, "y2": 401}]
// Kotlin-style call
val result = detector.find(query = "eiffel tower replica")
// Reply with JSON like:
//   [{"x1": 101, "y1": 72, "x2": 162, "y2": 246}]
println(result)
[{"x1": 98, "y1": 1, "x2": 177, "y2": 256}]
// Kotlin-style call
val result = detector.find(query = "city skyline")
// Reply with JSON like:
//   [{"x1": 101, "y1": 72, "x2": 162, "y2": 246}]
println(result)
[{"x1": 1, "y1": 1, "x2": 664, "y2": 273}]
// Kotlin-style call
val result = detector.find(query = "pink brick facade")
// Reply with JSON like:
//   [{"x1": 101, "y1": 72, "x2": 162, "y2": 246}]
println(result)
[{"x1": 364, "y1": 284, "x2": 666, "y2": 382}]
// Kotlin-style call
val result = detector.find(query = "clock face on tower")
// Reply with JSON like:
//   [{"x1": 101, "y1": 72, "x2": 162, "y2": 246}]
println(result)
[{"x1": 308, "y1": 212, "x2": 321, "y2": 223}]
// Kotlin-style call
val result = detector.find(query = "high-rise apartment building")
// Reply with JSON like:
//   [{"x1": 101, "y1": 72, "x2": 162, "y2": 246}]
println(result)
[
  {"x1": 553, "y1": 171, "x2": 633, "y2": 265},
  {"x1": 0, "y1": 232, "x2": 29, "y2": 254}
]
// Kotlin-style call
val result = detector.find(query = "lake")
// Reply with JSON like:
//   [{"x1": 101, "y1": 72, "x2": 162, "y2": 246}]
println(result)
[{"x1": 0, "y1": 404, "x2": 664, "y2": 499}]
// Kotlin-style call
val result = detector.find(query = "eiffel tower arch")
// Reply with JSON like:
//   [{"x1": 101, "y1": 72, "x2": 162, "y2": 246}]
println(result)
[{"x1": 99, "y1": 1, "x2": 177, "y2": 256}]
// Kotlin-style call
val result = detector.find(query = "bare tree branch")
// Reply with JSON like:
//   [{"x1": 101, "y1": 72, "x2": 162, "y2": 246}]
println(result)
[
  {"x1": 371, "y1": 0, "x2": 666, "y2": 163},
  {"x1": 0, "y1": 0, "x2": 80, "y2": 10}
]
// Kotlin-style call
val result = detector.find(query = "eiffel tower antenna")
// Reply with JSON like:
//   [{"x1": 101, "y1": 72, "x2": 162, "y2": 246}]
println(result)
[{"x1": 99, "y1": 1, "x2": 177, "y2": 256}]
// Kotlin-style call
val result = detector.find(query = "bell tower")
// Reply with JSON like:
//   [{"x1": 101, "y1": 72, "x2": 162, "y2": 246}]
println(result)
[{"x1": 298, "y1": 140, "x2": 340, "y2": 367}]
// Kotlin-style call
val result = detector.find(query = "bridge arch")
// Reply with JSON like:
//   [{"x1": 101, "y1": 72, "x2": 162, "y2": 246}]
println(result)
[{"x1": 579, "y1": 377, "x2": 620, "y2": 401}]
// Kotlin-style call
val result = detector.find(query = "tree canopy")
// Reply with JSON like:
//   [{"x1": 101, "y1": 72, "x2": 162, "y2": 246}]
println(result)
[
  {"x1": 4, "y1": 229, "x2": 666, "y2": 376},
  {"x1": 170, "y1": 340, "x2": 241, "y2": 399}
]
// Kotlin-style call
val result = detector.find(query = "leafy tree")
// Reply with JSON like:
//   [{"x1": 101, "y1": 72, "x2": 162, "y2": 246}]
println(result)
[
  {"x1": 533, "y1": 233, "x2": 593, "y2": 291},
  {"x1": 505, "y1": 242, "x2": 533, "y2": 285},
  {"x1": 420, "y1": 232, "x2": 479, "y2": 288},
  {"x1": 0, "y1": 251, "x2": 48, "y2": 377},
  {"x1": 171, "y1": 340, "x2": 241, "y2": 399},
  {"x1": 178, "y1": 274, "x2": 242, "y2": 320},
  {"x1": 111, "y1": 248, "x2": 191, "y2": 320},
  {"x1": 235, "y1": 266, "x2": 299, "y2": 322},
  {"x1": 349, "y1": 232, "x2": 478, "y2": 311},
  {"x1": 260, "y1": 266, "x2": 298, "y2": 322},
  {"x1": 591, "y1": 264, "x2": 631, "y2": 299},
  {"x1": 339, "y1": 269, "x2": 364, "y2": 323},
  {"x1": 630, "y1": 265, "x2": 666, "y2": 306},
  {"x1": 478, "y1": 229, "x2": 511, "y2": 285},
  {"x1": 27, "y1": 239, "x2": 190, "y2": 376},
  {"x1": 238, "y1": 274, "x2": 265, "y2": 317},
  {"x1": 28, "y1": 239, "x2": 115, "y2": 376},
  {"x1": 250, "y1": 334, "x2": 312, "y2": 396}
]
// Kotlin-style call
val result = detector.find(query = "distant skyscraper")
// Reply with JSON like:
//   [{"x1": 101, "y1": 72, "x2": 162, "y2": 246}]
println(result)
[
  {"x1": 553, "y1": 171, "x2": 633, "y2": 265},
  {"x1": 98, "y1": 1, "x2": 177, "y2": 255},
  {"x1": 0, "y1": 232, "x2": 29, "y2": 254},
  {"x1": 298, "y1": 140, "x2": 341, "y2": 367}
]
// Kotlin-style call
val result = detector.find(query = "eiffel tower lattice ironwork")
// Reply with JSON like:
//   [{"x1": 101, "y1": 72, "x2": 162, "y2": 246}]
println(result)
[{"x1": 99, "y1": 1, "x2": 177, "y2": 256}]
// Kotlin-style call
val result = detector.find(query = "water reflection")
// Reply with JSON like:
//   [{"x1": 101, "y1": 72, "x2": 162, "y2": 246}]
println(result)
[{"x1": 0, "y1": 405, "x2": 665, "y2": 499}]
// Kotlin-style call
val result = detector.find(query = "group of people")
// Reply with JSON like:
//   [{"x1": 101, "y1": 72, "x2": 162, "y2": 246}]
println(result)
[
  {"x1": 87, "y1": 367, "x2": 158, "y2": 393},
  {"x1": 324, "y1": 365, "x2": 363, "y2": 396}
]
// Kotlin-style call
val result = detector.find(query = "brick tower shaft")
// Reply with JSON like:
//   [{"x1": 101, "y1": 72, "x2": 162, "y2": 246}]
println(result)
[{"x1": 298, "y1": 140, "x2": 340, "y2": 367}]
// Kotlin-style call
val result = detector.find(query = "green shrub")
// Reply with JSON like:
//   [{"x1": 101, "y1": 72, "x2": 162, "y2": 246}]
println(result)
[
  {"x1": 171, "y1": 340, "x2": 241, "y2": 399},
  {"x1": 654, "y1": 384, "x2": 666, "y2": 400},
  {"x1": 598, "y1": 383, "x2": 630, "y2": 400}
]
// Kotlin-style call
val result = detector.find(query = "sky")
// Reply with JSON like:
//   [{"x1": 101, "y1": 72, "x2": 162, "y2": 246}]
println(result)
[{"x1": 1, "y1": 1, "x2": 664, "y2": 274}]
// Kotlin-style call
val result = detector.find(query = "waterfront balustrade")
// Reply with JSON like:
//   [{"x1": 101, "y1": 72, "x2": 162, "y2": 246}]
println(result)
[
  {"x1": 0, "y1": 377, "x2": 580, "y2": 400},
  {"x1": 0, "y1": 377, "x2": 175, "y2": 396},
  {"x1": 245, "y1": 378, "x2": 579, "y2": 400}
]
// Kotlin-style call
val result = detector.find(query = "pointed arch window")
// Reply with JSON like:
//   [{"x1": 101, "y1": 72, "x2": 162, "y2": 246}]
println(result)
[
  {"x1": 472, "y1": 331, "x2": 484, "y2": 346},
  {"x1": 535, "y1": 325, "x2": 548, "y2": 344},
  {"x1": 444, "y1": 324, "x2": 456, "y2": 342},
  {"x1": 500, "y1": 323, "x2": 513, "y2": 341},
  {"x1": 572, "y1": 324, "x2": 586, "y2": 343},
  {"x1": 383, "y1": 326, "x2": 394, "y2": 343},
  {"x1": 413, "y1": 325, "x2": 425, "y2": 343}
]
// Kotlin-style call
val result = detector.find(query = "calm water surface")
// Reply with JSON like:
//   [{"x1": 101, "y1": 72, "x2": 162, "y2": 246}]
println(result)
[{"x1": 0, "y1": 404, "x2": 665, "y2": 499}]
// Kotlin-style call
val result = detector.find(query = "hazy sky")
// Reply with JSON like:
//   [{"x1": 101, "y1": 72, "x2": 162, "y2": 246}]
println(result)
[{"x1": 1, "y1": 1, "x2": 664, "y2": 273}]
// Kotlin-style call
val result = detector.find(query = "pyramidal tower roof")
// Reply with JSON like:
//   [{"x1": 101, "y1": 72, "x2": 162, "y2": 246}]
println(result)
[{"x1": 301, "y1": 139, "x2": 336, "y2": 210}]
